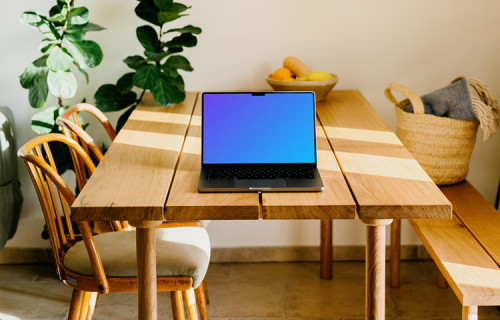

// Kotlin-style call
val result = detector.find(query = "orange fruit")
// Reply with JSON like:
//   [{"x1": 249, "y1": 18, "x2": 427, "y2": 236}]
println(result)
[{"x1": 271, "y1": 67, "x2": 295, "y2": 81}]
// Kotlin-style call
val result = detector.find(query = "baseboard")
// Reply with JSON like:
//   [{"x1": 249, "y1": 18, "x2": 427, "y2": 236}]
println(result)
[
  {"x1": 0, "y1": 245, "x2": 431, "y2": 264},
  {"x1": 210, "y1": 245, "x2": 431, "y2": 263}
]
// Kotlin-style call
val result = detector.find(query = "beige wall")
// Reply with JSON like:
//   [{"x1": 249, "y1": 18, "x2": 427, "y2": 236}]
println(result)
[{"x1": 2, "y1": 0, "x2": 499, "y2": 249}]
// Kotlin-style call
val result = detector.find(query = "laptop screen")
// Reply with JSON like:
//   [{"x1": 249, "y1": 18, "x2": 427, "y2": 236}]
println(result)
[{"x1": 202, "y1": 92, "x2": 316, "y2": 165}]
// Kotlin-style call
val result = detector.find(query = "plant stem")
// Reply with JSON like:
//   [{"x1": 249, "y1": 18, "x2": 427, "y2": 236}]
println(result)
[{"x1": 58, "y1": 96, "x2": 64, "y2": 108}]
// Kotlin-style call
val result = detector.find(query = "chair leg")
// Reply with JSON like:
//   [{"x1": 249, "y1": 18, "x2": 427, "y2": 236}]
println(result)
[
  {"x1": 195, "y1": 283, "x2": 209, "y2": 320},
  {"x1": 462, "y1": 305, "x2": 478, "y2": 320},
  {"x1": 320, "y1": 219, "x2": 333, "y2": 279},
  {"x1": 85, "y1": 292, "x2": 98, "y2": 320},
  {"x1": 437, "y1": 268, "x2": 448, "y2": 288},
  {"x1": 202, "y1": 278, "x2": 209, "y2": 304},
  {"x1": 184, "y1": 288, "x2": 199, "y2": 320},
  {"x1": 68, "y1": 289, "x2": 84, "y2": 320},
  {"x1": 390, "y1": 219, "x2": 401, "y2": 288},
  {"x1": 78, "y1": 291, "x2": 92, "y2": 320},
  {"x1": 171, "y1": 291, "x2": 186, "y2": 320}
]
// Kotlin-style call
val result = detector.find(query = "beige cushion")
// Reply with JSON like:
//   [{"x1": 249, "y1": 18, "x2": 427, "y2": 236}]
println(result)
[{"x1": 63, "y1": 227, "x2": 210, "y2": 288}]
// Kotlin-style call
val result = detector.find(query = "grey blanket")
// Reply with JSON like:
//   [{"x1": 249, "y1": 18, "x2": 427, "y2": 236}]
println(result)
[{"x1": 405, "y1": 78, "x2": 477, "y2": 121}]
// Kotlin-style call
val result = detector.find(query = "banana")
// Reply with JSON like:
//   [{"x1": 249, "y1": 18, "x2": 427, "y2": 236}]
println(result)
[{"x1": 297, "y1": 71, "x2": 333, "y2": 81}]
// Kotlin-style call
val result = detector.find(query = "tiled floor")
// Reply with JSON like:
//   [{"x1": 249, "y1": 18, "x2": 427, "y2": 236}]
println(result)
[{"x1": 0, "y1": 261, "x2": 499, "y2": 320}]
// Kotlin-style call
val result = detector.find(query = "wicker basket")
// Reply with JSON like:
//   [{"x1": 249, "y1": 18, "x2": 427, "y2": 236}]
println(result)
[{"x1": 384, "y1": 82, "x2": 479, "y2": 185}]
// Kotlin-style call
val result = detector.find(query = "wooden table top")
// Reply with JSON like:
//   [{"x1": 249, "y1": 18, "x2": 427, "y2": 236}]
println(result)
[
  {"x1": 71, "y1": 90, "x2": 451, "y2": 222},
  {"x1": 317, "y1": 91, "x2": 451, "y2": 220}
]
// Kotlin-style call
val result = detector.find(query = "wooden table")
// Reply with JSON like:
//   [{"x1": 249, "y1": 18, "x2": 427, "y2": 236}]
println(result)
[{"x1": 71, "y1": 91, "x2": 451, "y2": 320}]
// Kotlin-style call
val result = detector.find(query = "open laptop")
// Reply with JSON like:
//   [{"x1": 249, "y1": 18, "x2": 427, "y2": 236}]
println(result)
[{"x1": 198, "y1": 91, "x2": 324, "y2": 192}]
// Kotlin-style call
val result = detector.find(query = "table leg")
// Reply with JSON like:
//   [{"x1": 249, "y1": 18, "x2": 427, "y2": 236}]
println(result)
[
  {"x1": 390, "y1": 219, "x2": 401, "y2": 288},
  {"x1": 320, "y1": 219, "x2": 333, "y2": 279},
  {"x1": 361, "y1": 219, "x2": 393, "y2": 320},
  {"x1": 130, "y1": 221, "x2": 163, "y2": 320}
]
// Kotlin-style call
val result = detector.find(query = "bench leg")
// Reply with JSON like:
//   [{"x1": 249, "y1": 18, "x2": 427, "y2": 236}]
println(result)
[
  {"x1": 462, "y1": 305, "x2": 478, "y2": 320},
  {"x1": 390, "y1": 220, "x2": 401, "y2": 288},
  {"x1": 320, "y1": 219, "x2": 333, "y2": 279}
]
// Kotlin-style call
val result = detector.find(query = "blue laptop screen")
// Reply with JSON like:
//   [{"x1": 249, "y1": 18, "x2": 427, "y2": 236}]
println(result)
[{"x1": 202, "y1": 92, "x2": 316, "y2": 165}]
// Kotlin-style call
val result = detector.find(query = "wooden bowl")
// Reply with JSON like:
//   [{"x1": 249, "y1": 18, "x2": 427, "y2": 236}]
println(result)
[{"x1": 265, "y1": 74, "x2": 339, "y2": 101}]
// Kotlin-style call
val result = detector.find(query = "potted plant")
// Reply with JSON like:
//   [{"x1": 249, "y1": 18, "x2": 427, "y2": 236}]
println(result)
[
  {"x1": 19, "y1": 0, "x2": 104, "y2": 173},
  {"x1": 94, "y1": 0, "x2": 202, "y2": 131}
]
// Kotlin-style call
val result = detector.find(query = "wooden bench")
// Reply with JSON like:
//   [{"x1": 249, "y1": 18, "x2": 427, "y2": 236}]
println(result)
[{"x1": 391, "y1": 180, "x2": 500, "y2": 320}]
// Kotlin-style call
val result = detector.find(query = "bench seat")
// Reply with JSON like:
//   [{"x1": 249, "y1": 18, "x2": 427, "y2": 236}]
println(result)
[{"x1": 408, "y1": 180, "x2": 500, "y2": 319}]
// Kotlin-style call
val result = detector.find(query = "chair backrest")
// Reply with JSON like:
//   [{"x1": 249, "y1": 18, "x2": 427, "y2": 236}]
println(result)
[
  {"x1": 18, "y1": 133, "x2": 109, "y2": 292},
  {"x1": 56, "y1": 103, "x2": 116, "y2": 192},
  {"x1": 57, "y1": 104, "x2": 127, "y2": 232}
]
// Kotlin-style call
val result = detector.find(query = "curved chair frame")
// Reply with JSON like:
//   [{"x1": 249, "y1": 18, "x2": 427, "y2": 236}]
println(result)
[
  {"x1": 57, "y1": 103, "x2": 211, "y2": 308},
  {"x1": 19, "y1": 133, "x2": 206, "y2": 320}
]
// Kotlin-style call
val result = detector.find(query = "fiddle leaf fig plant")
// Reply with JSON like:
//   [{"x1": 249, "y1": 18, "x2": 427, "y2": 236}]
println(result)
[
  {"x1": 19, "y1": 0, "x2": 104, "y2": 172},
  {"x1": 94, "y1": 0, "x2": 201, "y2": 132}
]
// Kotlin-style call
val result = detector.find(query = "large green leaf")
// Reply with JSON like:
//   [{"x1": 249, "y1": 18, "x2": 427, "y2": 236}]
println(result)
[
  {"x1": 144, "y1": 50, "x2": 170, "y2": 61},
  {"x1": 169, "y1": 3, "x2": 190, "y2": 14},
  {"x1": 20, "y1": 11, "x2": 44, "y2": 28},
  {"x1": 116, "y1": 73, "x2": 136, "y2": 94},
  {"x1": 67, "y1": 40, "x2": 103, "y2": 68},
  {"x1": 49, "y1": 4, "x2": 65, "y2": 18},
  {"x1": 68, "y1": 7, "x2": 89, "y2": 26},
  {"x1": 39, "y1": 39, "x2": 57, "y2": 53},
  {"x1": 151, "y1": 76, "x2": 185, "y2": 105},
  {"x1": 28, "y1": 74, "x2": 49, "y2": 109},
  {"x1": 38, "y1": 22, "x2": 60, "y2": 41},
  {"x1": 136, "y1": 25, "x2": 160, "y2": 52},
  {"x1": 94, "y1": 84, "x2": 137, "y2": 112},
  {"x1": 154, "y1": 0, "x2": 173, "y2": 11},
  {"x1": 164, "y1": 33, "x2": 197, "y2": 48},
  {"x1": 47, "y1": 46, "x2": 73, "y2": 71},
  {"x1": 47, "y1": 70, "x2": 77, "y2": 98},
  {"x1": 20, "y1": 58, "x2": 48, "y2": 89},
  {"x1": 74, "y1": 62, "x2": 89, "y2": 83},
  {"x1": 64, "y1": 30, "x2": 85, "y2": 41},
  {"x1": 48, "y1": 6, "x2": 67, "y2": 24},
  {"x1": 135, "y1": 2, "x2": 160, "y2": 26},
  {"x1": 31, "y1": 106, "x2": 58, "y2": 134},
  {"x1": 157, "y1": 12, "x2": 186, "y2": 24},
  {"x1": 165, "y1": 24, "x2": 201, "y2": 35},
  {"x1": 164, "y1": 55, "x2": 193, "y2": 71},
  {"x1": 133, "y1": 64, "x2": 162, "y2": 89},
  {"x1": 124, "y1": 55, "x2": 147, "y2": 70},
  {"x1": 82, "y1": 22, "x2": 105, "y2": 32}
]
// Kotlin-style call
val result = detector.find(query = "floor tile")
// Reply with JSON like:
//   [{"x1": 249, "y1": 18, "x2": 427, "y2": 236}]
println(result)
[
  {"x1": 205, "y1": 279, "x2": 286, "y2": 318},
  {"x1": 0, "y1": 261, "x2": 499, "y2": 319}
]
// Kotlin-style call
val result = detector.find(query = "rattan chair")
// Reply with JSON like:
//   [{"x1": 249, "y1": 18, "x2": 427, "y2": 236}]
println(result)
[
  {"x1": 19, "y1": 133, "x2": 210, "y2": 320},
  {"x1": 57, "y1": 103, "x2": 211, "y2": 305}
]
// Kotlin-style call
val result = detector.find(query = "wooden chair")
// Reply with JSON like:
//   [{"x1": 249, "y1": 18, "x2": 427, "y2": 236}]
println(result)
[
  {"x1": 18, "y1": 133, "x2": 210, "y2": 320},
  {"x1": 56, "y1": 103, "x2": 211, "y2": 302}
]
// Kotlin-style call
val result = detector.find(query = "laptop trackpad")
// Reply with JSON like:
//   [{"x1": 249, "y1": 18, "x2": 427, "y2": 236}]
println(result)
[{"x1": 235, "y1": 179, "x2": 287, "y2": 189}]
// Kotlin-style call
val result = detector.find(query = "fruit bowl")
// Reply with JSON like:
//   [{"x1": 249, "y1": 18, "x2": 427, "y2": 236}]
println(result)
[{"x1": 265, "y1": 73, "x2": 339, "y2": 101}]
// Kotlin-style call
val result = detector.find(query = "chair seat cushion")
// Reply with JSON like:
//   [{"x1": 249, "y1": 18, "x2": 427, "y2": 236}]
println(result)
[{"x1": 63, "y1": 227, "x2": 210, "y2": 288}]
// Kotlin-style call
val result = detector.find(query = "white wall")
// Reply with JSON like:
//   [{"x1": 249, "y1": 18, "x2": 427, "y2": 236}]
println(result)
[{"x1": 2, "y1": 0, "x2": 499, "y2": 249}]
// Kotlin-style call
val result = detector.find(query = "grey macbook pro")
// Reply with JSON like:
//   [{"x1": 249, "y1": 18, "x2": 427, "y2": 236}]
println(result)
[{"x1": 198, "y1": 91, "x2": 324, "y2": 192}]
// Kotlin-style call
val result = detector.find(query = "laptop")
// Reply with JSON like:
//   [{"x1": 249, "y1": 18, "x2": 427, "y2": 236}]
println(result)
[{"x1": 198, "y1": 91, "x2": 324, "y2": 192}]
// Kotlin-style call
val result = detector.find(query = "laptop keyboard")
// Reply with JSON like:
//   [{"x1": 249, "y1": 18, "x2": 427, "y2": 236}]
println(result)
[{"x1": 206, "y1": 167, "x2": 315, "y2": 180}]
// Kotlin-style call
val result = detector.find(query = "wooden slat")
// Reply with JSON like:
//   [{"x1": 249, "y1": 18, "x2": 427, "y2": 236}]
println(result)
[
  {"x1": 72, "y1": 93, "x2": 198, "y2": 221},
  {"x1": 411, "y1": 216, "x2": 500, "y2": 306},
  {"x1": 317, "y1": 91, "x2": 452, "y2": 220},
  {"x1": 165, "y1": 95, "x2": 260, "y2": 220},
  {"x1": 261, "y1": 121, "x2": 356, "y2": 219},
  {"x1": 440, "y1": 180, "x2": 500, "y2": 266}
]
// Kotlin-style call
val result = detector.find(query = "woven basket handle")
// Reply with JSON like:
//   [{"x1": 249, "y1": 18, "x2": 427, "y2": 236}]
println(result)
[{"x1": 384, "y1": 82, "x2": 425, "y2": 114}]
